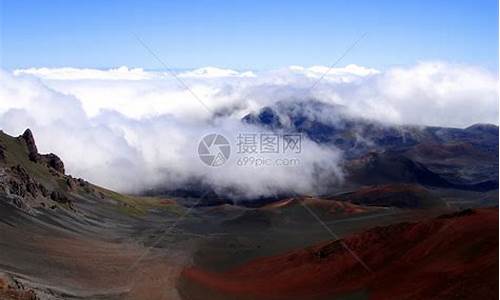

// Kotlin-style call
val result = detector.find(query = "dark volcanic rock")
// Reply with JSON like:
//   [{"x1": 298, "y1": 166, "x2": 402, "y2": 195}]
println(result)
[
  {"x1": 40, "y1": 153, "x2": 65, "y2": 174},
  {"x1": 6, "y1": 165, "x2": 49, "y2": 200},
  {"x1": 20, "y1": 129, "x2": 39, "y2": 162},
  {"x1": 0, "y1": 130, "x2": 78, "y2": 212},
  {"x1": 7, "y1": 179, "x2": 26, "y2": 198},
  {"x1": 0, "y1": 145, "x2": 5, "y2": 162},
  {"x1": 17, "y1": 128, "x2": 65, "y2": 174},
  {"x1": 243, "y1": 106, "x2": 283, "y2": 129},
  {"x1": 50, "y1": 191, "x2": 70, "y2": 204},
  {"x1": 10, "y1": 165, "x2": 30, "y2": 181}
]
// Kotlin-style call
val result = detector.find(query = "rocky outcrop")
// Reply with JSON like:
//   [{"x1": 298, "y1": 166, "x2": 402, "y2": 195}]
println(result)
[
  {"x1": 0, "y1": 165, "x2": 52, "y2": 210},
  {"x1": 18, "y1": 129, "x2": 65, "y2": 174},
  {"x1": 50, "y1": 191, "x2": 70, "y2": 204},
  {"x1": 0, "y1": 145, "x2": 5, "y2": 162},
  {"x1": 0, "y1": 129, "x2": 76, "y2": 211},
  {"x1": 21, "y1": 129, "x2": 38, "y2": 161},
  {"x1": 39, "y1": 153, "x2": 65, "y2": 174}
]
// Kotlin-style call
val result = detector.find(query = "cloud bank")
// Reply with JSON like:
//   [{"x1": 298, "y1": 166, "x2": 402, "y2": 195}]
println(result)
[{"x1": 2, "y1": 62, "x2": 498, "y2": 197}]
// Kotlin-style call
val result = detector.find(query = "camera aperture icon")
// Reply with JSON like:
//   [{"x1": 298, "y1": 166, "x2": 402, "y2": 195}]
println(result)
[{"x1": 198, "y1": 133, "x2": 231, "y2": 167}]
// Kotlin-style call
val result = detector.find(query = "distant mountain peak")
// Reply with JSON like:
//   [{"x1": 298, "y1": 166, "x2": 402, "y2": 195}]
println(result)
[{"x1": 465, "y1": 123, "x2": 499, "y2": 134}]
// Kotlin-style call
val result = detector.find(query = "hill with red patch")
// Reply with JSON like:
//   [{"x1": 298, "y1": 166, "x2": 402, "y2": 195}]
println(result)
[{"x1": 181, "y1": 208, "x2": 498, "y2": 300}]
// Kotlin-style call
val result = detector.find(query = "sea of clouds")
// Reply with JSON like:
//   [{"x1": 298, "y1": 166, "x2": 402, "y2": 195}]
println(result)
[{"x1": 0, "y1": 62, "x2": 497, "y2": 197}]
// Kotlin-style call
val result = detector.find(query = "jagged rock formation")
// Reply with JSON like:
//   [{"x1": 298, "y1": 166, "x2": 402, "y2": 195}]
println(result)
[
  {"x1": 0, "y1": 129, "x2": 91, "y2": 211},
  {"x1": 19, "y1": 129, "x2": 65, "y2": 174},
  {"x1": 21, "y1": 129, "x2": 38, "y2": 161}
]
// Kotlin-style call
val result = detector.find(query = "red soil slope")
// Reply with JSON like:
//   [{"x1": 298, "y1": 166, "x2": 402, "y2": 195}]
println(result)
[{"x1": 182, "y1": 208, "x2": 498, "y2": 300}]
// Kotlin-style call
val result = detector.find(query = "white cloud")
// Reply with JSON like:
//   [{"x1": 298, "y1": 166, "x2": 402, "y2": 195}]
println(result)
[
  {"x1": 0, "y1": 70, "x2": 343, "y2": 197},
  {"x1": 1, "y1": 62, "x2": 497, "y2": 196},
  {"x1": 289, "y1": 64, "x2": 380, "y2": 82},
  {"x1": 14, "y1": 66, "x2": 257, "y2": 81},
  {"x1": 178, "y1": 66, "x2": 256, "y2": 78},
  {"x1": 14, "y1": 66, "x2": 155, "y2": 81},
  {"x1": 338, "y1": 62, "x2": 499, "y2": 127}
]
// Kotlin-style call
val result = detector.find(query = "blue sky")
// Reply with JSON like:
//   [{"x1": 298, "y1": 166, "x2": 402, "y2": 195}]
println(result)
[{"x1": 1, "y1": 0, "x2": 498, "y2": 70}]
